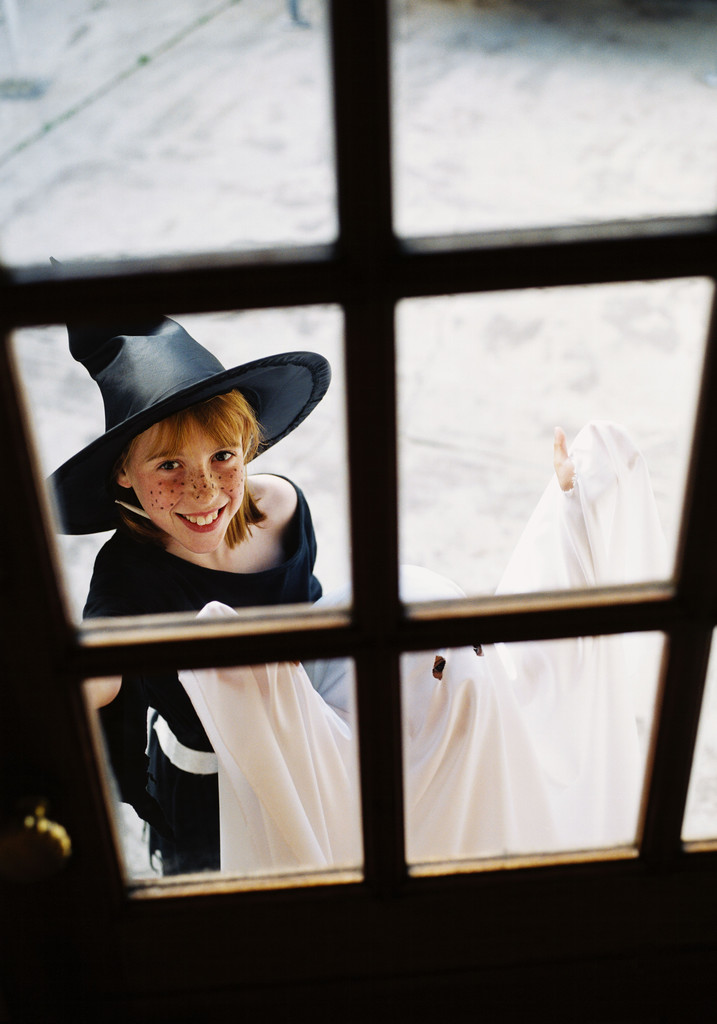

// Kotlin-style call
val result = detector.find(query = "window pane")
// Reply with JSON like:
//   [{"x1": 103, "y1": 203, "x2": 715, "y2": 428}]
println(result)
[
  {"x1": 13, "y1": 305, "x2": 348, "y2": 621},
  {"x1": 14, "y1": 303, "x2": 353, "y2": 887},
  {"x1": 1, "y1": 0, "x2": 334, "y2": 265},
  {"x1": 683, "y1": 632, "x2": 717, "y2": 842},
  {"x1": 397, "y1": 280, "x2": 709, "y2": 597},
  {"x1": 401, "y1": 628, "x2": 664, "y2": 864},
  {"x1": 85, "y1": 655, "x2": 362, "y2": 881},
  {"x1": 391, "y1": 0, "x2": 717, "y2": 237}
]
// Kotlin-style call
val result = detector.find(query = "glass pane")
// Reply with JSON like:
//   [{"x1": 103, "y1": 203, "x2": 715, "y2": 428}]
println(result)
[
  {"x1": 401, "y1": 626, "x2": 664, "y2": 864},
  {"x1": 683, "y1": 631, "x2": 717, "y2": 842},
  {"x1": 397, "y1": 279, "x2": 709, "y2": 598},
  {"x1": 1, "y1": 0, "x2": 334, "y2": 265},
  {"x1": 391, "y1": 0, "x2": 717, "y2": 237},
  {"x1": 13, "y1": 305, "x2": 348, "y2": 620},
  {"x1": 85, "y1": 655, "x2": 361, "y2": 880},
  {"x1": 13, "y1": 303, "x2": 353, "y2": 884},
  {"x1": 14, "y1": 305, "x2": 352, "y2": 888}
]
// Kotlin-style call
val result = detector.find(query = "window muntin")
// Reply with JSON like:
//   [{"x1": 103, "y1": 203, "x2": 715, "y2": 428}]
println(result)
[
  {"x1": 391, "y1": 0, "x2": 717, "y2": 238},
  {"x1": 1, "y1": 0, "x2": 335, "y2": 266},
  {"x1": 397, "y1": 281, "x2": 709, "y2": 597}
]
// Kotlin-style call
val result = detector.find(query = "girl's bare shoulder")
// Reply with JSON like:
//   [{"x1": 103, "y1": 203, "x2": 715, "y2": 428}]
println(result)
[{"x1": 249, "y1": 474, "x2": 298, "y2": 528}]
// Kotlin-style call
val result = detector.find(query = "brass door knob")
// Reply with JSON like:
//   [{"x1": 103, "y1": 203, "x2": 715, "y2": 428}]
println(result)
[{"x1": 0, "y1": 798, "x2": 72, "y2": 883}]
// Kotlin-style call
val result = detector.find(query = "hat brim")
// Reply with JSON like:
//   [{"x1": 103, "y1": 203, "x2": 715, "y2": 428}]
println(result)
[{"x1": 49, "y1": 351, "x2": 331, "y2": 535}]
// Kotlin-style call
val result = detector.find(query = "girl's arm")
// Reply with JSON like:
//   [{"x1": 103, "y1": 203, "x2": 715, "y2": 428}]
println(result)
[{"x1": 85, "y1": 676, "x2": 122, "y2": 709}]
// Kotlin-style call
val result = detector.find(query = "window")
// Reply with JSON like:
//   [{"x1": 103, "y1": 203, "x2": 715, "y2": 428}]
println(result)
[{"x1": 2, "y1": 0, "x2": 717, "y2": 1014}]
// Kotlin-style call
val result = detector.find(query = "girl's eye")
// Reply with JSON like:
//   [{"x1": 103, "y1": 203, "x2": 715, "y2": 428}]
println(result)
[
  {"x1": 158, "y1": 460, "x2": 180, "y2": 471},
  {"x1": 213, "y1": 450, "x2": 235, "y2": 463}
]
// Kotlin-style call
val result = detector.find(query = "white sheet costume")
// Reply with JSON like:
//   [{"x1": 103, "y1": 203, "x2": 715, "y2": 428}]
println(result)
[{"x1": 178, "y1": 422, "x2": 667, "y2": 874}]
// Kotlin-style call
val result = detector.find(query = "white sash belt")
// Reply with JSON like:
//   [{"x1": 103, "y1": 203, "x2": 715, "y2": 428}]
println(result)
[{"x1": 153, "y1": 714, "x2": 219, "y2": 775}]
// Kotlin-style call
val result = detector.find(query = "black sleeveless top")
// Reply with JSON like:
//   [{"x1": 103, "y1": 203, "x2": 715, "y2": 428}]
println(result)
[{"x1": 88, "y1": 479, "x2": 321, "y2": 869}]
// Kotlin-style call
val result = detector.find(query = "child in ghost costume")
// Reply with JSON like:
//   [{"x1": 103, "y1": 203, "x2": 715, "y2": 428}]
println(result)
[{"x1": 178, "y1": 421, "x2": 666, "y2": 874}]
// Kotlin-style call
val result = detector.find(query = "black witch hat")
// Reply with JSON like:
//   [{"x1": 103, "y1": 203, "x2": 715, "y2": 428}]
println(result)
[{"x1": 49, "y1": 315, "x2": 331, "y2": 535}]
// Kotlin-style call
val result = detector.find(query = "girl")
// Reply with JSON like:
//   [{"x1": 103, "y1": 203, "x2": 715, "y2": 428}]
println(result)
[{"x1": 51, "y1": 314, "x2": 330, "y2": 874}]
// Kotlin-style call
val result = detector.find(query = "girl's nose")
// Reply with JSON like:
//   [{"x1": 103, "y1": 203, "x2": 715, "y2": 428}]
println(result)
[{"x1": 189, "y1": 467, "x2": 217, "y2": 493}]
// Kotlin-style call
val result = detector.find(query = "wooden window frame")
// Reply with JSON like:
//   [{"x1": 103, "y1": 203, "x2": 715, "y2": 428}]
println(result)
[{"x1": 2, "y1": 2, "x2": 717, "y2": 1017}]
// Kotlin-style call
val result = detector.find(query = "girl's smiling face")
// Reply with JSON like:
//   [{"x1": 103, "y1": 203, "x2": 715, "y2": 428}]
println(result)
[{"x1": 116, "y1": 420, "x2": 245, "y2": 562}]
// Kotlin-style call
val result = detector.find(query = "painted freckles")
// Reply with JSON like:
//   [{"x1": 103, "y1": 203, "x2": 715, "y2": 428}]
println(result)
[{"x1": 116, "y1": 422, "x2": 245, "y2": 561}]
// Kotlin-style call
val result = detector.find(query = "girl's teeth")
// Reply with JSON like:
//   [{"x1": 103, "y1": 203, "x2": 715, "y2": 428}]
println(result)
[{"x1": 184, "y1": 511, "x2": 218, "y2": 525}]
